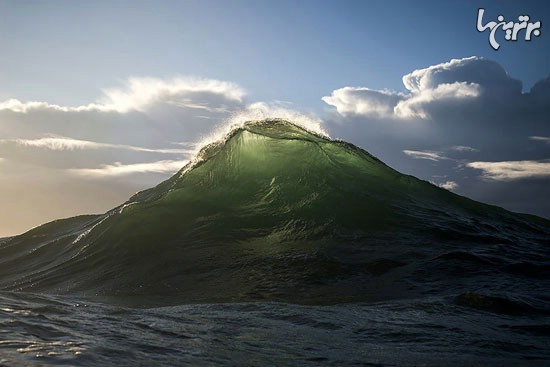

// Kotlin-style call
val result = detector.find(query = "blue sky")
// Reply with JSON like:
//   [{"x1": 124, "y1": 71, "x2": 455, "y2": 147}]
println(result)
[
  {"x1": 0, "y1": 0, "x2": 549, "y2": 236},
  {"x1": 1, "y1": 0, "x2": 549, "y2": 108}
]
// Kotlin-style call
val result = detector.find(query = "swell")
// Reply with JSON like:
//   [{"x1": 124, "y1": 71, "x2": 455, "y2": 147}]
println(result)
[{"x1": 0, "y1": 119, "x2": 548, "y2": 305}]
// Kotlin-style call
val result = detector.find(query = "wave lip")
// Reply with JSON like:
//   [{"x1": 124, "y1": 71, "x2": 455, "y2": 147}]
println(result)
[{"x1": 0, "y1": 119, "x2": 549, "y2": 305}]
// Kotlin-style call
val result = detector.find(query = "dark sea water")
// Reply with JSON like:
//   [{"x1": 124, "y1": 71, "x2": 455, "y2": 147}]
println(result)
[
  {"x1": 1, "y1": 120, "x2": 549, "y2": 365},
  {"x1": 1, "y1": 291, "x2": 549, "y2": 367}
]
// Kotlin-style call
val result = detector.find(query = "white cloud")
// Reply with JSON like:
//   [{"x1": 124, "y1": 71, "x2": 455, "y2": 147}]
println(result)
[
  {"x1": 3, "y1": 136, "x2": 192, "y2": 155},
  {"x1": 402, "y1": 56, "x2": 521, "y2": 97},
  {"x1": 69, "y1": 159, "x2": 188, "y2": 177},
  {"x1": 12, "y1": 136, "x2": 103, "y2": 150},
  {"x1": 394, "y1": 82, "x2": 480, "y2": 119},
  {"x1": 322, "y1": 87, "x2": 405, "y2": 118},
  {"x1": 530, "y1": 136, "x2": 550, "y2": 143},
  {"x1": 99, "y1": 77, "x2": 245, "y2": 113},
  {"x1": 451, "y1": 145, "x2": 479, "y2": 152},
  {"x1": 322, "y1": 56, "x2": 524, "y2": 120},
  {"x1": 467, "y1": 160, "x2": 550, "y2": 180},
  {"x1": 0, "y1": 99, "x2": 71, "y2": 113},
  {"x1": 437, "y1": 181, "x2": 458, "y2": 190},
  {"x1": 0, "y1": 77, "x2": 245, "y2": 114},
  {"x1": 403, "y1": 150, "x2": 446, "y2": 161}
]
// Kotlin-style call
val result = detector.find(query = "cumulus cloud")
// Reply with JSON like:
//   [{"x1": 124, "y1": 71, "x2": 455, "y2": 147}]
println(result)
[
  {"x1": 402, "y1": 56, "x2": 521, "y2": 98},
  {"x1": 467, "y1": 160, "x2": 550, "y2": 180},
  {"x1": 322, "y1": 56, "x2": 525, "y2": 120},
  {"x1": 322, "y1": 87, "x2": 405, "y2": 118},
  {"x1": 394, "y1": 81, "x2": 480, "y2": 119}
]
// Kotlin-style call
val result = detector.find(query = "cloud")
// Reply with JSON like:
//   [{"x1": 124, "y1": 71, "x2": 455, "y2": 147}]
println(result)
[
  {"x1": 403, "y1": 150, "x2": 446, "y2": 161},
  {"x1": 394, "y1": 81, "x2": 480, "y2": 119},
  {"x1": 69, "y1": 160, "x2": 188, "y2": 177},
  {"x1": 437, "y1": 181, "x2": 458, "y2": 190},
  {"x1": 322, "y1": 87, "x2": 405, "y2": 118},
  {"x1": 0, "y1": 76, "x2": 250, "y2": 155},
  {"x1": 99, "y1": 77, "x2": 245, "y2": 113},
  {"x1": 3, "y1": 136, "x2": 192, "y2": 154},
  {"x1": 0, "y1": 77, "x2": 245, "y2": 114},
  {"x1": 11, "y1": 136, "x2": 106, "y2": 150},
  {"x1": 530, "y1": 136, "x2": 550, "y2": 144},
  {"x1": 451, "y1": 145, "x2": 479, "y2": 152},
  {"x1": 0, "y1": 99, "x2": 70, "y2": 113},
  {"x1": 467, "y1": 160, "x2": 550, "y2": 181},
  {"x1": 322, "y1": 56, "x2": 526, "y2": 120},
  {"x1": 402, "y1": 56, "x2": 521, "y2": 98}
]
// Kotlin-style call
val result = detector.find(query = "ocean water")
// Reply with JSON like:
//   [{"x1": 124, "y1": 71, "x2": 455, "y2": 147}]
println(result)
[
  {"x1": 1, "y1": 120, "x2": 548, "y2": 365},
  {"x1": 1, "y1": 291, "x2": 549, "y2": 367}
]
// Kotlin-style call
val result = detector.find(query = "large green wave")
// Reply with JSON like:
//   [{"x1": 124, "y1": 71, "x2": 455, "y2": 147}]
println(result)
[{"x1": 1, "y1": 119, "x2": 548, "y2": 304}]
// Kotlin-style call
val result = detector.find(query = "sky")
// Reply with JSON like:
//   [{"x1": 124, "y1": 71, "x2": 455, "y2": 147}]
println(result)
[{"x1": 0, "y1": 0, "x2": 549, "y2": 236}]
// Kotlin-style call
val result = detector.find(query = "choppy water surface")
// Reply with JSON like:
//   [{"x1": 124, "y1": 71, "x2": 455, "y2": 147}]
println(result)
[{"x1": 1, "y1": 292, "x2": 549, "y2": 367}]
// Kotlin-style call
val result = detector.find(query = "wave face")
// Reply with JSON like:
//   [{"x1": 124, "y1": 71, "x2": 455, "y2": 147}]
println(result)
[{"x1": 0, "y1": 119, "x2": 549, "y2": 305}]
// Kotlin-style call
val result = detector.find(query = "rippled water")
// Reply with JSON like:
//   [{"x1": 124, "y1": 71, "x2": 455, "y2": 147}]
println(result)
[{"x1": 0, "y1": 291, "x2": 549, "y2": 366}]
